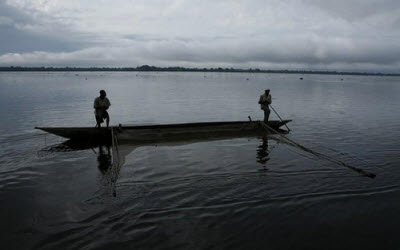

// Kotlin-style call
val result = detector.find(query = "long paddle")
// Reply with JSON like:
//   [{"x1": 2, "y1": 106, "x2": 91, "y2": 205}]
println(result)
[{"x1": 269, "y1": 104, "x2": 290, "y2": 131}]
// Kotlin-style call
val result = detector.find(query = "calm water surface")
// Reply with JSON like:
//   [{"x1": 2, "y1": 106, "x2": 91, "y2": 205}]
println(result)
[{"x1": 0, "y1": 72, "x2": 400, "y2": 249}]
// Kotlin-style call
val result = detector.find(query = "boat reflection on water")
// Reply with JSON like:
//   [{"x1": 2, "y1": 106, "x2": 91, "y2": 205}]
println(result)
[
  {"x1": 39, "y1": 133, "x2": 283, "y2": 195},
  {"x1": 39, "y1": 140, "x2": 115, "y2": 174},
  {"x1": 41, "y1": 135, "x2": 281, "y2": 170}
]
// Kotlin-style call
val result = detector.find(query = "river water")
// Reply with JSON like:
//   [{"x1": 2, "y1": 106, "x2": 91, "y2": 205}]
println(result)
[{"x1": 0, "y1": 72, "x2": 399, "y2": 249}]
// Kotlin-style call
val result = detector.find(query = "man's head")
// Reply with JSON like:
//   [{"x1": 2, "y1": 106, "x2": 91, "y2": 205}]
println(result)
[
  {"x1": 265, "y1": 89, "x2": 270, "y2": 94},
  {"x1": 100, "y1": 90, "x2": 106, "y2": 99}
]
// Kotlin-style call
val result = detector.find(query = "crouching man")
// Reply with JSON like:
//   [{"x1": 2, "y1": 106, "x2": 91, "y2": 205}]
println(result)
[{"x1": 94, "y1": 90, "x2": 111, "y2": 128}]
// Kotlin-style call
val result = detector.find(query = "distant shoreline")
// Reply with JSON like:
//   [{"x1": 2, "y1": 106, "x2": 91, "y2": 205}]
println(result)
[{"x1": 1, "y1": 65, "x2": 399, "y2": 76}]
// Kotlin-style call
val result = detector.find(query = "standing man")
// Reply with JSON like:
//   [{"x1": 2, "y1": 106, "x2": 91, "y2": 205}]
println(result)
[
  {"x1": 258, "y1": 89, "x2": 272, "y2": 122},
  {"x1": 94, "y1": 90, "x2": 111, "y2": 128}
]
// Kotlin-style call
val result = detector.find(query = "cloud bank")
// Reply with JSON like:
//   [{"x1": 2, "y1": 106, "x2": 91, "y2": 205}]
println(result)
[{"x1": 1, "y1": 0, "x2": 400, "y2": 72}]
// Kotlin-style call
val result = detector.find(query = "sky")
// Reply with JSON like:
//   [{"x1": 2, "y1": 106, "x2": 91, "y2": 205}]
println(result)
[{"x1": 0, "y1": 0, "x2": 400, "y2": 72}]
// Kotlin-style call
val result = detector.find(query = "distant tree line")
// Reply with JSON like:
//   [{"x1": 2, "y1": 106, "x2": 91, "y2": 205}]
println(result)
[{"x1": 0, "y1": 65, "x2": 398, "y2": 76}]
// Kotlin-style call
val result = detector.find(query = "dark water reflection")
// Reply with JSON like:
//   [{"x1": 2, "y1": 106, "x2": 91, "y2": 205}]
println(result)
[
  {"x1": 1, "y1": 72, "x2": 400, "y2": 249},
  {"x1": 256, "y1": 136, "x2": 270, "y2": 171},
  {"x1": 40, "y1": 140, "x2": 114, "y2": 174},
  {"x1": 41, "y1": 134, "x2": 279, "y2": 179},
  {"x1": 96, "y1": 145, "x2": 112, "y2": 174}
]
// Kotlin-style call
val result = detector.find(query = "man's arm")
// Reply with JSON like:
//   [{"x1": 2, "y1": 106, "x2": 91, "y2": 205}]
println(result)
[
  {"x1": 94, "y1": 98, "x2": 99, "y2": 109},
  {"x1": 104, "y1": 99, "x2": 111, "y2": 110},
  {"x1": 266, "y1": 95, "x2": 272, "y2": 104},
  {"x1": 258, "y1": 95, "x2": 263, "y2": 104}
]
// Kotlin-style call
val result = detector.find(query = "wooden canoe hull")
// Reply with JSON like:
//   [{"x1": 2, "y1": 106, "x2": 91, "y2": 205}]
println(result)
[{"x1": 36, "y1": 120, "x2": 291, "y2": 143}]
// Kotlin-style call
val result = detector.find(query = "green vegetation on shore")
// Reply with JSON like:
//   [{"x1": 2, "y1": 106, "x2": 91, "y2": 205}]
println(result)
[{"x1": 0, "y1": 65, "x2": 398, "y2": 76}]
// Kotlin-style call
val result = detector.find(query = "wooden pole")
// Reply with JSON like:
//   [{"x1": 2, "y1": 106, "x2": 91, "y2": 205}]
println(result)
[{"x1": 269, "y1": 105, "x2": 290, "y2": 131}]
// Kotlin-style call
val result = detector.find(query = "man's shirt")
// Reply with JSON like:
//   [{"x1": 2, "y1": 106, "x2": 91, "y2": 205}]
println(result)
[
  {"x1": 259, "y1": 94, "x2": 271, "y2": 110},
  {"x1": 94, "y1": 97, "x2": 111, "y2": 109}
]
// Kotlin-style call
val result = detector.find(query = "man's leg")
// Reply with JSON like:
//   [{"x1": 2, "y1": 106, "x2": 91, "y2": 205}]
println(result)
[
  {"x1": 264, "y1": 110, "x2": 270, "y2": 122},
  {"x1": 104, "y1": 111, "x2": 110, "y2": 128},
  {"x1": 95, "y1": 115, "x2": 101, "y2": 128}
]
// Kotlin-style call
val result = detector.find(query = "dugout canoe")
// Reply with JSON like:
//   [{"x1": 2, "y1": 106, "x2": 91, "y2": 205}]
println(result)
[{"x1": 35, "y1": 120, "x2": 291, "y2": 143}]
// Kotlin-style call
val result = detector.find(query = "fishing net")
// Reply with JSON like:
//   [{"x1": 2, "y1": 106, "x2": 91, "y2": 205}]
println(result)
[
  {"x1": 110, "y1": 128, "x2": 122, "y2": 196},
  {"x1": 261, "y1": 122, "x2": 376, "y2": 178}
]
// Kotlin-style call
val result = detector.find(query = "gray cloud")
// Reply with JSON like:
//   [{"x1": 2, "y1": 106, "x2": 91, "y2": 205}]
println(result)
[
  {"x1": 304, "y1": 0, "x2": 400, "y2": 21},
  {"x1": 0, "y1": 0, "x2": 400, "y2": 72},
  {"x1": 0, "y1": 0, "x2": 85, "y2": 54}
]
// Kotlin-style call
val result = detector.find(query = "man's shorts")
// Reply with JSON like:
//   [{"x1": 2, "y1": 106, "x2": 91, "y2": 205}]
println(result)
[{"x1": 95, "y1": 110, "x2": 109, "y2": 124}]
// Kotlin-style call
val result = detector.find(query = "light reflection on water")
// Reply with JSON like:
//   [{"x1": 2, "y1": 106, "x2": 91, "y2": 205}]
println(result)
[{"x1": 1, "y1": 72, "x2": 400, "y2": 249}]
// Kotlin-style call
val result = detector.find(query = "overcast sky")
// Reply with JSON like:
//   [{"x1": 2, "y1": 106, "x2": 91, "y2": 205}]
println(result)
[{"x1": 0, "y1": 0, "x2": 400, "y2": 72}]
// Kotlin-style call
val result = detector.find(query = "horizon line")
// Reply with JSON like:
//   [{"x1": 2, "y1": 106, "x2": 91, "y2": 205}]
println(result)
[{"x1": 1, "y1": 65, "x2": 399, "y2": 76}]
